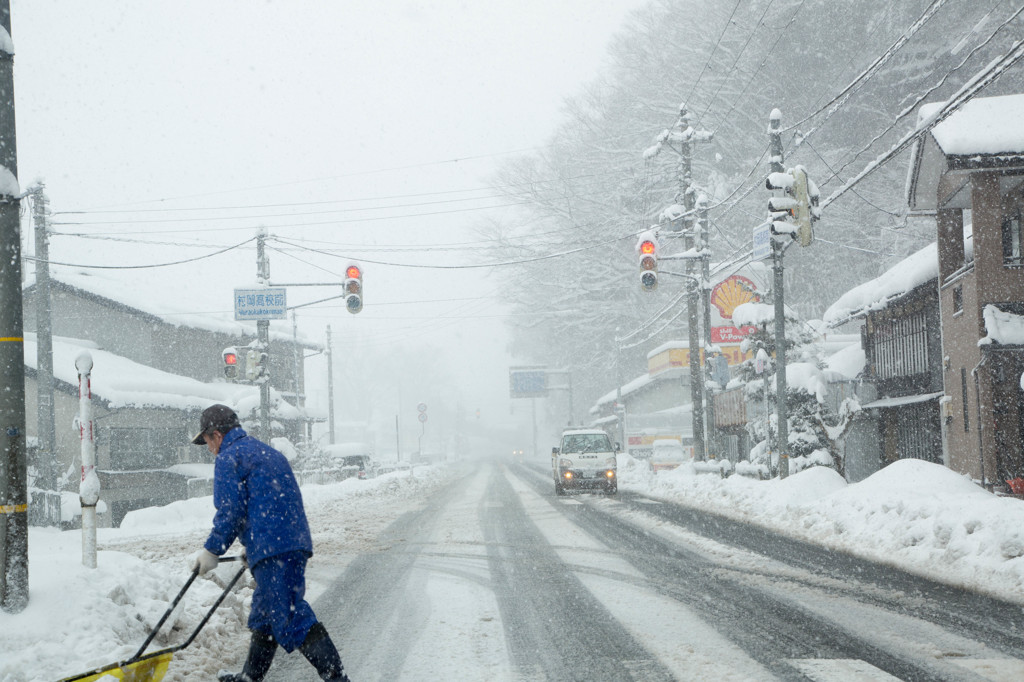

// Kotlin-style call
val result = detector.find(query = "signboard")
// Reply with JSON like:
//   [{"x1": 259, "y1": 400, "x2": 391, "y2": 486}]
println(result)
[
  {"x1": 234, "y1": 288, "x2": 287, "y2": 320},
  {"x1": 752, "y1": 222, "x2": 772, "y2": 262},
  {"x1": 509, "y1": 366, "x2": 547, "y2": 398},
  {"x1": 417, "y1": 403, "x2": 428, "y2": 413},
  {"x1": 418, "y1": 413, "x2": 428, "y2": 423},
  {"x1": 647, "y1": 344, "x2": 753, "y2": 375}
]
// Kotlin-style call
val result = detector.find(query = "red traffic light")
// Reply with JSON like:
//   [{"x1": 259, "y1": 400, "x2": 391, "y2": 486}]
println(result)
[
  {"x1": 224, "y1": 352, "x2": 238, "y2": 365},
  {"x1": 346, "y1": 265, "x2": 361, "y2": 279},
  {"x1": 639, "y1": 240, "x2": 656, "y2": 255}
]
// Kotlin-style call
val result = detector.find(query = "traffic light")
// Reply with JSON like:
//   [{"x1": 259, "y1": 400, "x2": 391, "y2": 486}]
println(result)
[
  {"x1": 223, "y1": 347, "x2": 239, "y2": 381},
  {"x1": 767, "y1": 167, "x2": 821, "y2": 245},
  {"x1": 637, "y1": 233, "x2": 659, "y2": 292},
  {"x1": 344, "y1": 264, "x2": 363, "y2": 314},
  {"x1": 244, "y1": 348, "x2": 269, "y2": 382}
]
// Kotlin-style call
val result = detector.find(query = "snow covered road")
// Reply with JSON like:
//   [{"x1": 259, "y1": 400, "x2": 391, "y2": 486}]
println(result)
[
  {"x1": 15, "y1": 459, "x2": 1024, "y2": 682},
  {"x1": 267, "y1": 459, "x2": 1024, "y2": 681}
]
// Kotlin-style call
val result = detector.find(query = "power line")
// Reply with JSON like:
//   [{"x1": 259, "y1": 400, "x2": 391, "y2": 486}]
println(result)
[
  {"x1": 781, "y1": 0, "x2": 952, "y2": 135},
  {"x1": 682, "y1": 0, "x2": 745, "y2": 110},
  {"x1": 821, "y1": 34, "x2": 1024, "y2": 210},
  {"x1": 24, "y1": 238, "x2": 255, "y2": 270},
  {"x1": 809, "y1": 1, "x2": 1024, "y2": 190},
  {"x1": 269, "y1": 228, "x2": 644, "y2": 270}
]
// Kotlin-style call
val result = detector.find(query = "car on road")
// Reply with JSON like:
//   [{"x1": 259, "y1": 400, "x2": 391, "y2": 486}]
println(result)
[
  {"x1": 552, "y1": 428, "x2": 618, "y2": 495},
  {"x1": 650, "y1": 438, "x2": 690, "y2": 472}
]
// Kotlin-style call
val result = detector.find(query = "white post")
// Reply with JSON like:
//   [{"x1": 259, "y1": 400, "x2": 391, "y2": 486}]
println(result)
[{"x1": 76, "y1": 352, "x2": 98, "y2": 568}]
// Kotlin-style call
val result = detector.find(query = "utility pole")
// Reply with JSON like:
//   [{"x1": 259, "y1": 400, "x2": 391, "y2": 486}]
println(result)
[
  {"x1": 768, "y1": 109, "x2": 790, "y2": 478},
  {"x1": 0, "y1": 0, "x2": 27, "y2": 614},
  {"x1": 697, "y1": 194, "x2": 717, "y2": 459},
  {"x1": 31, "y1": 185, "x2": 59, "y2": 527},
  {"x1": 667, "y1": 103, "x2": 713, "y2": 461},
  {"x1": 326, "y1": 325, "x2": 335, "y2": 445},
  {"x1": 256, "y1": 230, "x2": 271, "y2": 441}
]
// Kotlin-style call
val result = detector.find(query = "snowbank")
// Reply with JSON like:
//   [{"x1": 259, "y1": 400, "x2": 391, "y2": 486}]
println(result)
[
  {"x1": 0, "y1": 467, "x2": 449, "y2": 682},
  {"x1": 622, "y1": 458, "x2": 1024, "y2": 602}
]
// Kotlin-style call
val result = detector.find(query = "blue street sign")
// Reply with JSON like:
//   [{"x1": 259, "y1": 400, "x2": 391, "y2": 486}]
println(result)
[{"x1": 234, "y1": 288, "x2": 287, "y2": 320}]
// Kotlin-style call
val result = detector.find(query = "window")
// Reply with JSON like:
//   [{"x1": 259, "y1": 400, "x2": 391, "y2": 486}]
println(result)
[
  {"x1": 561, "y1": 433, "x2": 612, "y2": 453},
  {"x1": 961, "y1": 368, "x2": 970, "y2": 433},
  {"x1": 953, "y1": 286, "x2": 963, "y2": 314},
  {"x1": 871, "y1": 310, "x2": 929, "y2": 379},
  {"x1": 1003, "y1": 209, "x2": 1023, "y2": 267},
  {"x1": 108, "y1": 427, "x2": 185, "y2": 470}
]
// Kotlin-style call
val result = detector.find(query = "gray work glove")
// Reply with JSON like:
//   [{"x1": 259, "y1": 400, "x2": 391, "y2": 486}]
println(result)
[{"x1": 195, "y1": 549, "x2": 219, "y2": 576}]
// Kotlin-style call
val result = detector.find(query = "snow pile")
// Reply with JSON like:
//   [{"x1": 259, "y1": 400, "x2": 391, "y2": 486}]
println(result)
[
  {"x1": 622, "y1": 459, "x2": 1024, "y2": 601},
  {"x1": 980, "y1": 304, "x2": 1024, "y2": 345},
  {"x1": 0, "y1": 467, "x2": 448, "y2": 682}
]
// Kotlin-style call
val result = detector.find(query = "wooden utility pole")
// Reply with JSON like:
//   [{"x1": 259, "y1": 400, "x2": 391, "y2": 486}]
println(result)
[
  {"x1": 0, "y1": 0, "x2": 26, "y2": 613},
  {"x1": 768, "y1": 109, "x2": 790, "y2": 478}
]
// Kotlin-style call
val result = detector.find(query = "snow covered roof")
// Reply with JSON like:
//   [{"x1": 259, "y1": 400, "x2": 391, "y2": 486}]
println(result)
[
  {"x1": 28, "y1": 270, "x2": 319, "y2": 349},
  {"x1": 908, "y1": 94, "x2": 1024, "y2": 211},
  {"x1": 980, "y1": 305, "x2": 1024, "y2": 346},
  {"x1": 593, "y1": 372, "x2": 653, "y2": 408},
  {"x1": 24, "y1": 333, "x2": 303, "y2": 420},
  {"x1": 921, "y1": 93, "x2": 1024, "y2": 157}
]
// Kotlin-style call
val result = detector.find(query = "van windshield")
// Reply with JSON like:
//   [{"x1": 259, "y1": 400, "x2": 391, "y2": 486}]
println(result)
[{"x1": 561, "y1": 434, "x2": 612, "y2": 453}]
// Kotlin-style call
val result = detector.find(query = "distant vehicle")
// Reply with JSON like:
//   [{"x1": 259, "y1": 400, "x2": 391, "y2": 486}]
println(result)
[
  {"x1": 339, "y1": 454, "x2": 374, "y2": 480},
  {"x1": 650, "y1": 438, "x2": 689, "y2": 472},
  {"x1": 323, "y1": 443, "x2": 376, "y2": 480},
  {"x1": 552, "y1": 428, "x2": 618, "y2": 495}
]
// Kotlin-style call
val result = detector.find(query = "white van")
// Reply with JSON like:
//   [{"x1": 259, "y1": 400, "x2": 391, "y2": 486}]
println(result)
[{"x1": 552, "y1": 429, "x2": 618, "y2": 495}]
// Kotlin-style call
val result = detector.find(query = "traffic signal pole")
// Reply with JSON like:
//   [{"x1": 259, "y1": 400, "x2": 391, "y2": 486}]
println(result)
[
  {"x1": 768, "y1": 109, "x2": 790, "y2": 478},
  {"x1": 0, "y1": 0, "x2": 27, "y2": 614},
  {"x1": 256, "y1": 232, "x2": 271, "y2": 441}
]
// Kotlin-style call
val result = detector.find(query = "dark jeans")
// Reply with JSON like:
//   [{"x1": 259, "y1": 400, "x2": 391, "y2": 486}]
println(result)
[{"x1": 248, "y1": 551, "x2": 318, "y2": 652}]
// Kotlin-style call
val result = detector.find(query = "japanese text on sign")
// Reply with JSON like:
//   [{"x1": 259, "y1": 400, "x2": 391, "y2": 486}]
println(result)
[{"x1": 234, "y1": 288, "x2": 287, "y2": 320}]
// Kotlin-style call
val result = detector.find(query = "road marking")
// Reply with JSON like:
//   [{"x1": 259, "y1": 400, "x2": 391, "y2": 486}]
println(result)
[
  {"x1": 635, "y1": 498, "x2": 662, "y2": 505},
  {"x1": 949, "y1": 658, "x2": 1024, "y2": 681},
  {"x1": 788, "y1": 659, "x2": 901, "y2": 681}
]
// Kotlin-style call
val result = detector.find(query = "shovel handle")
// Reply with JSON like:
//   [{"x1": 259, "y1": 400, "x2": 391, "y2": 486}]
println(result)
[
  {"x1": 177, "y1": 563, "x2": 248, "y2": 651},
  {"x1": 128, "y1": 555, "x2": 244, "y2": 663}
]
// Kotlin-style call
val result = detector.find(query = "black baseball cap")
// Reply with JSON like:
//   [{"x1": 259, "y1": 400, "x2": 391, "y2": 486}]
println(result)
[{"x1": 191, "y1": 404, "x2": 241, "y2": 444}]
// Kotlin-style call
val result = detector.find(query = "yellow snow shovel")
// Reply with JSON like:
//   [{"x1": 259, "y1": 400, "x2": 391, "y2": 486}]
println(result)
[{"x1": 58, "y1": 556, "x2": 246, "y2": 682}]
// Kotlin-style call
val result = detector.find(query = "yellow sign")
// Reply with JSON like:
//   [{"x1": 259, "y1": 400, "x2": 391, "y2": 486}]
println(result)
[{"x1": 648, "y1": 344, "x2": 752, "y2": 376}]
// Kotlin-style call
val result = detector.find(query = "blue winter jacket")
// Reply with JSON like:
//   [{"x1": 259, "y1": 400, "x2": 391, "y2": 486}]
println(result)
[{"x1": 204, "y1": 427, "x2": 313, "y2": 566}]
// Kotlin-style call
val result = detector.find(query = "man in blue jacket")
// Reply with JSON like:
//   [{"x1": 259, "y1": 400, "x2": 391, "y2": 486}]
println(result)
[{"x1": 192, "y1": 404, "x2": 349, "y2": 682}]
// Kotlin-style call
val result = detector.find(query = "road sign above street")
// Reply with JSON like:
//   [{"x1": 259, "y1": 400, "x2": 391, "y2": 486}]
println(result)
[
  {"x1": 752, "y1": 222, "x2": 772, "y2": 262},
  {"x1": 509, "y1": 366, "x2": 547, "y2": 399},
  {"x1": 234, "y1": 288, "x2": 287, "y2": 320}
]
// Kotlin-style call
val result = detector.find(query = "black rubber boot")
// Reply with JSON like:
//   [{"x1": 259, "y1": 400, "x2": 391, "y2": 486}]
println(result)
[
  {"x1": 299, "y1": 622, "x2": 350, "y2": 682},
  {"x1": 218, "y1": 631, "x2": 277, "y2": 682}
]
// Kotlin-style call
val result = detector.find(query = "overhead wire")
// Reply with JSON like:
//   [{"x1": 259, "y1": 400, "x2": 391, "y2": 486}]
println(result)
[
  {"x1": 24, "y1": 237, "x2": 256, "y2": 270},
  {"x1": 781, "y1": 0, "x2": 952, "y2": 135},
  {"x1": 811, "y1": 1, "x2": 1024, "y2": 190}
]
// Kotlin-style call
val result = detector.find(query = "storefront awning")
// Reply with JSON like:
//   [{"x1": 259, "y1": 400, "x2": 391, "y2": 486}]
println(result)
[{"x1": 860, "y1": 391, "x2": 944, "y2": 410}]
